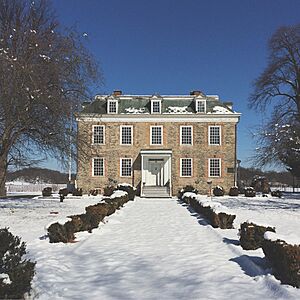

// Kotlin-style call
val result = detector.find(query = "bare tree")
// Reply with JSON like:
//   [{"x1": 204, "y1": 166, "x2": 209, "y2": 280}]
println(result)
[
  {"x1": 249, "y1": 24, "x2": 300, "y2": 172},
  {"x1": 0, "y1": 0, "x2": 102, "y2": 196}
]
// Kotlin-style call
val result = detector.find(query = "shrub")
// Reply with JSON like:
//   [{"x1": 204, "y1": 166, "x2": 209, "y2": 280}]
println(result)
[
  {"x1": 229, "y1": 186, "x2": 239, "y2": 196},
  {"x1": 89, "y1": 189, "x2": 98, "y2": 196},
  {"x1": 42, "y1": 187, "x2": 52, "y2": 197},
  {"x1": 271, "y1": 190, "x2": 282, "y2": 198},
  {"x1": 178, "y1": 185, "x2": 198, "y2": 199},
  {"x1": 59, "y1": 188, "x2": 69, "y2": 197},
  {"x1": 103, "y1": 185, "x2": 115, "y2": 196},
  {"x1": 239, "y1": 222, "x2": 275, "y2": 250},
  {"x1": 117, "y1": 184, "x2": 136, "y2": 200},
  {"x1": 263, "y1": 239, "x2": 300, "y2": 287},
  {"x1": 213, "y1": 186, "x2": 224, "y2": 196},
  {"x1": 244, "y1": 187, "x2": 256, "y2": 197},
  {"x1": 0, "y1": 228, "x2": 36, "y2": 299},
  {"x1": 47, "y1": 221, "x2": 75, "y2": 243},
  {"x1": 72, "y1": 188, "x2": 83, "y2": 196}
]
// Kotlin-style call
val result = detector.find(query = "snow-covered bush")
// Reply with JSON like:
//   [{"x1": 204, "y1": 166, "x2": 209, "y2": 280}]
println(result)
[
  {"x1": 271, "y1": 190, "x2": 282, "y2": 198},
  {"x1": 117, "y1": 183, "x2": 136, "y2": 200},
  {"x1": 0, "y1": 228, "x2": 35, "y2": 299},
  {"x1": 42, "y1": 186, "x2": 52, "y2": 197},
  {"x1": 178, "y1": 185, "x2": 198, "y2": 199},
  {"x1": 213, "y1": 186, "x2": 224, "y2": 196},
  {"x1": 239, "y1": 222, "x2": 275, "y2": 250},
  {"x1": 244, "y1": 187, "x2": 256, "y2": 197},
  {"x1": 229, "y1": 186, "x2": 239, "y2": 196},
  {"x1": 103, "y1": 185, "x2": 115, "y2": 196},
  {"x1": 263, "y1": 234, "x2": 300, "y2": 288},
  {"x1": 47, "y1": 221, "x2": 75, "y2": 243}
]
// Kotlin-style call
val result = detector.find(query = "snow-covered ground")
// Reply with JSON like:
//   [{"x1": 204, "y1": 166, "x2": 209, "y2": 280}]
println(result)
[{"x1": 0, "y1": 194, "x2": 299, "y2": 299}]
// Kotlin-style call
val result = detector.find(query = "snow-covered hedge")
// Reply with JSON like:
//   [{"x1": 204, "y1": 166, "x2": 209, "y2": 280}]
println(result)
[
  {"x1": 0, "y1": 228, "x2": 36, "y2": 299},
  {"x1": 117, "y1": 183, "x2": 136, "y2": 200},
  {"x1": 263, "y1": 232, "x2": 300, "y2": 288},
  {"x1": 182, "y1": 192, "x2": 236, "y2": 229},
  {"x1": 239, "y1": 222, "x2": 276, "y2": 250},
  {"x1": 47, "y1": 190, "x2": 130, "y2": 243}
]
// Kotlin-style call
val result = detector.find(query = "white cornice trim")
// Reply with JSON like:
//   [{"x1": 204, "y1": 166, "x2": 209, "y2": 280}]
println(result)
[{"x1": 76, "y1": 114, "x2": 240, "y2": 123}]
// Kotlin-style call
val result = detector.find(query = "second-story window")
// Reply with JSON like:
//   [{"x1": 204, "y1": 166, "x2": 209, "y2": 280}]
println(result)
[
  {"x1": 180, "y1": 126, "x2": 193, "y2": 145},
  {"x1": 209, "y1": 126, "x2": 221, "y2": 145},
  {"x1": 196, "y1": 100, "x2": 206, "y2": 113},
  {"x1": 120, "y1": 126, "x2": 133, "y2": 145},
  {"x1": 92, "y1": 125, "x2": 104, "y2": 144},
  {"x1": 151, "y1": 126, "x2": 163, "y2": 145},
  {"x1": 151, "y1": 100, "x2": 161, "y2": 114},
  {"x1": 108, "y1": 100, "x2": 118, "y2": 114}
]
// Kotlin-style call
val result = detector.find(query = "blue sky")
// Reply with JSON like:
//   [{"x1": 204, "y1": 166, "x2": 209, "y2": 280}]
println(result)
[{"x1": 46, "y1": 0, "x2": 300, "y2": 171}]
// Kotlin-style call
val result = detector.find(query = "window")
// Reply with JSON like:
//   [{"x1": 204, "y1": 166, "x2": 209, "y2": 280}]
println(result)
[
  {"x1": 107, "y1": 100, "x2": 118, "y2": 114},
  {"x1": 196, "y1": 100, "x2": 206, "y2": 113},
  {"x1": 120, "y1": 158, "x2": 132, "y2": 177},
  {"x1": 151, "y1": 100, "x2": 161, "y2": 114},
  {"x1": 209, "y1": 126, "x2": 221, "y2": 145},
  {"x1": 92, "y1": 158, "x2": 104, "y2": 176},
  {"x1": 92, "y1": 125, "x2": 104, "y2": 144},
  {"x1": 180, "y1": 158, "x2": 192, "y2": 177},
  {"x1": 180, "y1": 126, "x2": 193, "y2": 145},
  {"x1": 120, "y1": 126, "x2": 133, "y2": 145},
  {"x1": 151, "y1": 126, "x2": 163, "y2": 145},
  {"x1": 209, "y1": 158, "x2": 221, "y2": 177}
]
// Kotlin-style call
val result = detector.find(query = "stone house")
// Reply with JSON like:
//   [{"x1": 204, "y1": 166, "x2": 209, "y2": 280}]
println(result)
[{"x1": 76, "y1": 90, "x2": 241, "y2": 197}]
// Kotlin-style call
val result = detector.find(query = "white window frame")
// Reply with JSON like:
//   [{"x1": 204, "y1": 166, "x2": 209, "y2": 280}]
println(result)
[
  {"x1": 208, "y1": 125, "x2": 221, "y2": 145},
  {"x1": 120, "y1": 125, "x2": 133, "y2": 145},
  {"x1": 151, "y1": 100, "x2": 162, "y2": 114},
  {"x1": 208, "y1": 158, "x2": 221, "y2": 177},
  {"x1": 180, "y1": 158, "x2": 193, "y2": 177},
  {"x1": 107, "y1": 99, "x2": 118, "y2": 114},
  {"x1": 150, "y1": 125, "x2": 163, "y2": 145},
  {"x1": 92, "y1": 157, "x2": 105, "y2": 177},
  {"x1": 180, "y1": 125, "x2": 193, "y2": 145},
  {"x1": 120, "y1": 158, "x2": 132, "y2": 177},
  {"x1": 196, "y1": 99, "x2": 206, "y2": 113},
  {"x1": 92, "y1": 125, "x2": 105, "y2": 145}
]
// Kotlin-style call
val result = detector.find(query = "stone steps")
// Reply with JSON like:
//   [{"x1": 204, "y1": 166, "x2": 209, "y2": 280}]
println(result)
[{"x1": 142, "y1": 186, "x2": 171, "y2": 198}]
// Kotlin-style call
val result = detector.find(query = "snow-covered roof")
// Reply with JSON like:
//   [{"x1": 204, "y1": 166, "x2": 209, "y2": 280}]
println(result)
[{"x1": 79, "y1": 92, "x2": 239, "y2": 116}]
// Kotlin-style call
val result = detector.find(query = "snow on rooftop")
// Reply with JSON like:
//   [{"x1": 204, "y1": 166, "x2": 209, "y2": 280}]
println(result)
[
  {"x1": 163, "y1": 106, "x2": 193, "y2": 114},
  {"x1": 208, "y1": 106, "x2": 232, "y2": 114},
  {"x1": 124, "y1": 107, "x2": 147, "y2": 114}
]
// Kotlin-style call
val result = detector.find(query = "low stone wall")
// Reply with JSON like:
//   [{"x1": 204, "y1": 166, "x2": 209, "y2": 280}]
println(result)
[
  {"x1": 48, "y1": 190, "x2": 129, "y2": 243},
  {"x1": 182, "y1": 192, "x2": 236, "y2": 229},
  {"x1": 262, "y1": 235, "x2": 300, "y2": 288},
  {"x1": 239, "y1": 222, "x2": 276, "y2": 250}
]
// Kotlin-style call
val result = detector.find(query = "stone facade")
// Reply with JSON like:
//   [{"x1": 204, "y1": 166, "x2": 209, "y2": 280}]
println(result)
[{"x1": 76, "y1": 92, "x2": 240, "y2": 196}]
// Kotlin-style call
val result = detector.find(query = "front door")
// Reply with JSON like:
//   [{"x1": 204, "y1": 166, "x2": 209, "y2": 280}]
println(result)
[{"x1": 148, "y1": 160, "x2": 164, "y2": 186}]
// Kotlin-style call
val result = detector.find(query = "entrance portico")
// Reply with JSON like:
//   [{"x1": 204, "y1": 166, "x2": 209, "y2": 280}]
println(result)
[{"x1": 140, "y1": 150, "x2": 172, "y2": 197}]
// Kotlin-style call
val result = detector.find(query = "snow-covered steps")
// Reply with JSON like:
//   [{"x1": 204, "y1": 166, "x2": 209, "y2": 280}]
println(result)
[{"x1": 142, "y1": 186, "x2": 171, "y2": 198}]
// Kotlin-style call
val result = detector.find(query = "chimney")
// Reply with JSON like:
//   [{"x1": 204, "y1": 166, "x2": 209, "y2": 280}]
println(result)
[
  {"x1": 113, "y1": 90, "x2": 122, "y2": 96},
  {"x1": 224, "y1": 102, "x2": 233, "y2": 110},
  {"x1": 190, "y1": 90, "x2": 202, "y2": 96}
]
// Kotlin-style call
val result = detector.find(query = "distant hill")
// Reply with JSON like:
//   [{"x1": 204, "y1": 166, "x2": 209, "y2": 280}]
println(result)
[{"x1": 7, "y1": 168, "x2": 75, "y2": 184}]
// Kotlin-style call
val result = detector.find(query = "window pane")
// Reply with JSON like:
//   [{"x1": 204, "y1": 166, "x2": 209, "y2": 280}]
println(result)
[
  {"x1": 209, "y1": 158, "x2": 221, "y2": 177},
  {"x1": 209, "y1": 126, "x2": 220, "y2": 145},
  {"x1": 181, "y1": 158, "x2": 192, "y2": 176},
  {"x1": 197, "y1": 101, "x2": 205, "y2": 113},
  {"x1": 108, "y1": 101, "x2": 117, "y2": 113},
  {"x1": 152, "y1": 101, "x2": 161, "y2": 113},
  {"x1": 93, "y1": 158, "x2": 104, "y2": 176},
  {"x1": 151, "y1": 126, "x2": 162, "y2": 144},
  {"x1": 93, "y1": 126, "x2": 104, "y2": 144},
  {"x1": 121, "y1": 126, "x2": 132, "y2": 144},
  {"x1": 181, "y1": 126, "x2": 192, "y2": 145},
  {"x1": 121, "y1": 158, "x2": 132, "y2": 177}
]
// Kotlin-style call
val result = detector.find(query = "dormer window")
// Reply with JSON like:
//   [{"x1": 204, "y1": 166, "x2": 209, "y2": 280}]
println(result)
[
  {"x1": 151, "y1": 100, "x2": 161, "y2": 114},
  {"x1": 107, "y1": 100, "x2": 118, "y2": 114},
  {"x1": 196, "y1": 99, "x2": 206, "y2": 113}
]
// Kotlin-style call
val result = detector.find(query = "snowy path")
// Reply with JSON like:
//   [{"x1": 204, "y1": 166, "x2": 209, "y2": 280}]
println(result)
[{"x1": 31, "y1": 198, "x2": 298, "y2": 300}]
